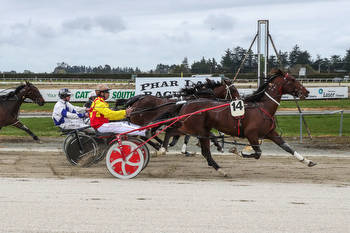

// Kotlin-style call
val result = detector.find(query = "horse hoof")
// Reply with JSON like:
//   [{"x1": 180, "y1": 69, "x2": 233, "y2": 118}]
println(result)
[
  {"x1": 241, "y1": 152, "x2": 253, "y2": 158},
  {"x1": 254, "y1": 154, "x2": 261, "y2": 160},
  {"x1": 36, "y1": 140, "x2": 43, "y2": 144},
  {"x1": 182, "y1": 151, "x2": 195, "y2": 157},
  {"x1": 217, "y1": 168, "x2": 227, "y2": 177},
  {"x1": 156, "y1": 147, "x2": 167, "y2": 156},
  {"x1": 308, "y1": 161, "x2": 317, "y2": 167},
  {"x1": 229, "y1": 147, "x2": 238, "y2": 155},
  {"x1": 243, "y1": 145, "x2": 254, "y2": 152}
]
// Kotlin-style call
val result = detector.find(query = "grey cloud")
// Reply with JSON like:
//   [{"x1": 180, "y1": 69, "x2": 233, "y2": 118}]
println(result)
[
  {"x1": 163, "y1": 31, "x2": 192, "y2": 43},
  {"x1": 62, "y1": 17, "x2": 94, "y2": 31},
  {"x1": 0, "y1": 19, "x2": 57, "y2": 48},
  {"x1": 62, "y1": 15, "x2": 126, "y2": 33},
  {"x1": 203, "y1": 15, "x2": 235, "y2": 31},
  {"x1": 33, "y1": 24, "x2": 57, "y2": 38},
  {"x1": 95, "y1": 15, "x2": 126, "y2": 33}
]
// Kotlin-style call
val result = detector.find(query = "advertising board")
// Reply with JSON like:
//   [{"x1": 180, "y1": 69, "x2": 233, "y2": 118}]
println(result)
[
  {"x1": 135, "y1": 77, "x2": 221, "y2": 96},
  {"x1": 1, "y1": 85, "x2": 347, "y2": 102},
  {"x1": 0, "y1": 89, "x2": 135, "y2": 102}
]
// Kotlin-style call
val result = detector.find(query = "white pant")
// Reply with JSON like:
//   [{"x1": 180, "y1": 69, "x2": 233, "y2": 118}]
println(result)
[
  {"x1": 59, "y1": 118, "x2": 89, "y2": 130},
  {"x1": 97, "y1": 121, "x2": 146, "y2": 136}
]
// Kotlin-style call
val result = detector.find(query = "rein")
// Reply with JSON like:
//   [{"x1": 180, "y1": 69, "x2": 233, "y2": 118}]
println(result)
[{"x1": 130, "y1": 101, "x2": 177, "y2": 115}]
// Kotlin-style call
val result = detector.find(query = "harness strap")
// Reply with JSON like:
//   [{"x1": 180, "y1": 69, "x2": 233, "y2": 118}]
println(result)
[
  {"x1": 264, "y1": 92, "x2": 280, "y2": 106},
  {"x1": 11, "y1": 120, "x2": 20, "y2": 126},
  {"x1": 259, "y1": 107, "x2": 275, "y2": 133}
]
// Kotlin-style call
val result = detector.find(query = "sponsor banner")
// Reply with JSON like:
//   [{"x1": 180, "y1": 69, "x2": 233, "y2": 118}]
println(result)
[
  {"x1": 238, "y1": 87, "x2": 348, "y2": 100},
  {"x1": 1, "y1": 86, "x2": 347, "y2": 102},
  {"x1": 135, "y1": 77, "x2": 221, "y2": 97},
  {"x1": 0, "y1": 89, "x2": 135, "y2": 102}
]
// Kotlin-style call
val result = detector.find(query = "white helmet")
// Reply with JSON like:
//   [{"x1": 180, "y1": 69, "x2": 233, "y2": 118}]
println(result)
[{"x1": 58, "y1": 88, "x2": 72, "y2": 99}]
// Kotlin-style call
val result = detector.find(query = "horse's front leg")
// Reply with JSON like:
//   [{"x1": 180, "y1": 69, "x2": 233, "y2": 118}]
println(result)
[
  {"x1": 169, "y1": 135, "x2": 180, "y2": 147},
  {"x1": 209, "y1": 132, "x2": 223, "y2": 152},
  {"x1": 12, "y1": 120, "x2": 40, "y2": 142},
  {"x1": 156, "y1": 130, "x2": 175, "y2": 156},
  {"x1": 266, "y1": 130, "x2": 316, "y2": 167},
  {"x1": 180, "y1": 135, "x2": 196, "y2": 156},
  {"x1": 198, "y1": 137, "x2": 227, "y2": 177}
]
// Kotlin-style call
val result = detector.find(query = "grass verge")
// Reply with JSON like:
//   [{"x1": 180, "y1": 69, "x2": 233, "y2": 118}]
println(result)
[
  {"x1": 1, "y1": 115, "x2": 349, "y2": 137},
  {"x1": 20, "y1": 99, "x2": 350, "y2": 112}
]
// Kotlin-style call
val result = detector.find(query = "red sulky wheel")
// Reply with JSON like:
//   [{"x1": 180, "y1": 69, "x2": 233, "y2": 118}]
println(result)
[
  {"x1": 127, "y1": 137, "x2": 150, "y2": 170},
  {"x1": 106, "y1": 140, "x2": 144, "y2": 179}
]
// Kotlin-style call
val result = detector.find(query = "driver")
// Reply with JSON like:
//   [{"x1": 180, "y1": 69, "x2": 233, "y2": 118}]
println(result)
[
  {"x1": 89, "y1": 84, "x2": 145, "y2": 136},
  {"x1": 52, "y1": 88, "x2": 90, "y2": 130}
]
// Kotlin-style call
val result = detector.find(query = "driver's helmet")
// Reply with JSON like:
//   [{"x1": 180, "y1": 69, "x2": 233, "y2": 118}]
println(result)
[{"x1": 59, "y1": 88, "x2": 72, "y2": 99}]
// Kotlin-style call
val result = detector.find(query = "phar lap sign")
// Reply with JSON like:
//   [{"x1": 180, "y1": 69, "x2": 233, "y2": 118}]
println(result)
[{"x1": 135, "y1": 77, "x2": 221, "y2": 97}]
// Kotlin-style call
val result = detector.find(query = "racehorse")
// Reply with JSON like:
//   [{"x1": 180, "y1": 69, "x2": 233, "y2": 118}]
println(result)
[
  {"x1": 172, "y1": 69, "x2": 316, "y2": 176},
  {"x1": 126, "y1": 78, "x2": 240, "y2": 154},
  {"x1": 0, "y1": 82, "x2": 45, "y2": 142}
]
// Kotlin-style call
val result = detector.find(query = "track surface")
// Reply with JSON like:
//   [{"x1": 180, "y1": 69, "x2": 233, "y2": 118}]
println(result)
[{"x1": 0, "y1": 137, "x2": 349, "y2": 232}]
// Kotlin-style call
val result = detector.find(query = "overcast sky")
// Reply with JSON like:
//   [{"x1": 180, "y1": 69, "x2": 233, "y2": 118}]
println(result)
[{"x1": 0, "y1": 0, "x2": 349, "y2": 73}]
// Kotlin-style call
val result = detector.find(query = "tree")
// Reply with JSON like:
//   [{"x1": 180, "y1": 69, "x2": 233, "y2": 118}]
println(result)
[
  {"x1": 191, "y1": 57, "x2": 211, "y2": 74},
  {"x1": 181, "y1": 57, "x2": 190, "y2": 73},
  {"x1": 154, "y1": 64, "x2": 170, "y2": 74},
  {"x1": 330, "y1": 55, "x2": 343, "y2": 71},
  {"x1": 208, "y1": 58, "x2": 219, "y2": 73},
  {"x1": 289, "y1": 44, "x2": 311, "y2": 66},
  {"x1": 296, "y1": 51, "x2": 311, "y2": 65},
  {"x1": 343, "y1": 49, "x2": 350, "y2": 71},
  {"x1": 289, "y1": 45, "x2": 301, "y2": 66},
  {"x1": 220, "y1": 49, "x2": 234, "y2": 73},
  {"x1": 279, "y1": 51, "x2": 289, "y2": 68}
]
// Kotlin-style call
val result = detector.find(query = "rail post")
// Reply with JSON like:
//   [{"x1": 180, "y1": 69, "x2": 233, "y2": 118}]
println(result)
[
  {"x1": 339, "y1": 110, "x2": 344, "y2": 136},
  {"x1": 299, "y1": 113, "x2": 303, "y2": 143}
]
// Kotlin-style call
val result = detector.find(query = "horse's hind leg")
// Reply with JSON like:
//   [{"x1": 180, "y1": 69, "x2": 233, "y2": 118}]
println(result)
[
  {"x1": 199, "y1": 137, "x2": 227, "y2": 176},
  {"x1": 242, "y1": 134, "x2": 262, "y2": 159},
  {"x1": 12, "y1": 120, "x2": 40, "y2": 142},
  {"x1": 266, "y1": 130, "x2": 316, "y2": 167}
]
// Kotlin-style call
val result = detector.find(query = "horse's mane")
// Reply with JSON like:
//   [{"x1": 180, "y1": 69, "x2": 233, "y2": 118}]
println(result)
[
  {"x1": 244, "y1": 69, "x2": 285, "y2": 103},
  {"x1": 1, "y1": 84, "x2": 26, "y2": 100},
  {"x1": 179, "y1": 79, "x2": 222, "y2": 96}
]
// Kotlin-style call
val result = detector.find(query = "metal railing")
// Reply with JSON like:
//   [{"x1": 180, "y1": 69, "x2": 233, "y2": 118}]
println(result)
[{"x1": 276, "y1": 110, "x2": 345, "y2": 142}]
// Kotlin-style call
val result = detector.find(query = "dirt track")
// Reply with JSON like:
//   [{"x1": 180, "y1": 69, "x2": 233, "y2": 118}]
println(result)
[
  {"x1": 1, "y1": 137, "x2": 350, "y2": 233},
  {"x1": 1, "y1": 149, "x2": 350, "y2": 184}
]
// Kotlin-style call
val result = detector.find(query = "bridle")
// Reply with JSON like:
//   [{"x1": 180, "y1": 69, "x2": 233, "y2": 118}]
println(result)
[
  {"x1": 224, "y1": 83, "x2": 238, "y2": 100},
  {"x1": 21, "y1": 85, "x2": 43, "y2": 105},
  {"x1": 264, "y1": 73, "x2": 305, "y2": 106}
]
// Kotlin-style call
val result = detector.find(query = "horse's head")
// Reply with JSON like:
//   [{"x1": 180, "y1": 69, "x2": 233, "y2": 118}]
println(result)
[
  {"x1": 200, "y1": 78, "x2": 240, "y2": 100},
  {"x1": 221, "y1": 78, "x2": 240, "y2": 100},
  {"x1": 270, "y1": 69, "x2": 309, "y2": 99},
  {"x1": 23, "y1": 81, "x2": 45, "y2": 106}
]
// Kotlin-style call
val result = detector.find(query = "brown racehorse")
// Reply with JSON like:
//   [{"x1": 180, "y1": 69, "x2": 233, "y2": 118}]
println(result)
[
  {"x1": 173, "y1": 69, "x2": 316, "y2": 176},
  {"x1": 0, "y1": 82, "x2": 45, "y2": 142},
  {"x1": 127, "y1": 78, "x2": 240, "y2": 153}
]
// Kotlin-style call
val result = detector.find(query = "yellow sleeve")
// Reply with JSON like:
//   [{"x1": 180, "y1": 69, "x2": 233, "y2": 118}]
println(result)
[{"x1": 94, "y1": 99, "x2": 126, "y2": 120}]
